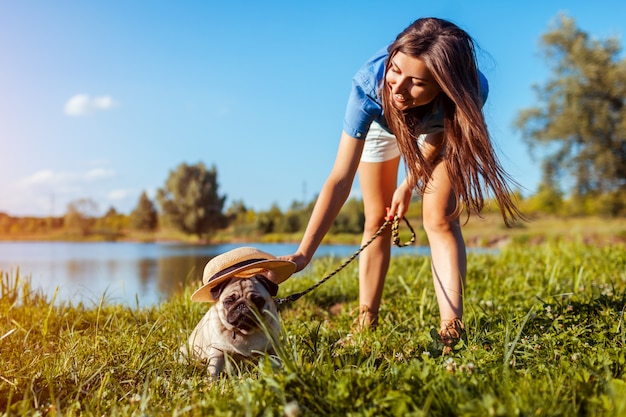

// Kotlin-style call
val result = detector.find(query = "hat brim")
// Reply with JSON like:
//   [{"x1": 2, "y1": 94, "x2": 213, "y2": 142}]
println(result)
[{"x1": 190, "y1": 259, "x2": 296, "y2": 302}]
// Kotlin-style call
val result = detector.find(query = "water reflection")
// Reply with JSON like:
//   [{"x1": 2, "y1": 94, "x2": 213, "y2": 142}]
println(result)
[
  {"x1": 156, "y1": 255, "x2": 205, "y2": 298},
  {"x1": 0, "y1": 241, "x2": 477, "y2": 308}
]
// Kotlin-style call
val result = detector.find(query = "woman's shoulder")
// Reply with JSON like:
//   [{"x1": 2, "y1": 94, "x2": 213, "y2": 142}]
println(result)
[{"x1": 352, "y1": 45, "x2": 389, "y2": 94}]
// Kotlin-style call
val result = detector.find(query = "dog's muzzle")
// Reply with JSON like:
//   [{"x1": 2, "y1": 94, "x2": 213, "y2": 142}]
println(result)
[{"x1": 226, "y1": 296, "x2": 266, "y2": 330}]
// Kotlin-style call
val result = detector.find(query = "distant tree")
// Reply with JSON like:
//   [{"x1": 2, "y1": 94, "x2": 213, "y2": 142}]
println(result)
[
  {"x1": 226, "y1": 200, "x2": 258, "y2": 236},
  {"x1": 331, "y1": 197, "x2": 364, "y2": 234},
  {"x1": 130, "y1": 191, "x2": 158, "y2": 232},
  {"x1": 278, "y1": 207, "x2": 302, "y2": 234},
  {"x1": 256, "y1": 203, "x2": 282, "y2": 234},
  {"x1": 95, "y1": 207, "x2": 127, "y2": 239},
  {"x1": 291, "y1": 198, "x2": 315, "y2": 233},
  {"x1": 156, "y1": 162, "x2": 228, "y2": 239},
  {"x1": 288, "y1": 200, "x2": 306, "y2": 212},
  {"x1": 226, "y1": 199, "x2": 248, "y2": 222},
  {"x1": 522, "y1": 183, "x2": 564, "y2": 216},
  {"x1": 0, "y1": 213, "x2": 13, "y2": 235},
  {"x1": 515, "y1": 14, "x2": 626, "y2": 204},
  {"x1": 65, "y1": 198, "x2": 98, "y2": 236}
]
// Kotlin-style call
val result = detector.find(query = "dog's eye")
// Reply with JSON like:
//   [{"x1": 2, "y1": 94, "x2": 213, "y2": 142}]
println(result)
[
  {"x1": 250, "y1": 295, "x2": 266, "y2": 310},
  {"x1": 223, "y1": 296, "x2": 237, "y2": 307}
]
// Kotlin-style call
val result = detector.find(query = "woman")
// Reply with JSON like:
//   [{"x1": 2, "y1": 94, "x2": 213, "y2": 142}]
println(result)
[{"x1": 283, "y1": 18, "x2": 523, "y2": 350}]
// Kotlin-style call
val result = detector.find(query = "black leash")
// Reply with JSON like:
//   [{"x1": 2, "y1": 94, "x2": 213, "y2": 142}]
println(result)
[{"x1": 275, "y1": 215, "x2": 415, "y2": 305}]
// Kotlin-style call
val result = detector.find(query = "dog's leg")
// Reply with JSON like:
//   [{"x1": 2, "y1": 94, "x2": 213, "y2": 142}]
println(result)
[
  {"x1": 177, "y1": 344, "x2": 189, "y2": 363},
  {"x1": 207, "y1": 351, "x2": 225, "y2": 379}
]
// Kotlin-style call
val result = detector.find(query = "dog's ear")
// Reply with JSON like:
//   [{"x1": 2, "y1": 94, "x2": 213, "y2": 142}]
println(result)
[
  {"x1": 255, "y1": 275, "x2": 278, "y2": 296},
  {"x1": 210, "y1": 279, "x2": 232, "y2": 300}
]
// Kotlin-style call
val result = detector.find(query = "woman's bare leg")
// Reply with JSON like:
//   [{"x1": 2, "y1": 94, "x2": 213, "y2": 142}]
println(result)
[
  {"x1": 356, "y1": 156, "x2": 400, "y2": 327},
  {"x1": 421, "y1": 160, "x2": 466, "y2": 323}
]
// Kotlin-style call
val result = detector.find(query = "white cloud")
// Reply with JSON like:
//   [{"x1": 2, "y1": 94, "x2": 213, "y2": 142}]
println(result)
[
  {"x1": 17, "y1": 168, "x2": 117, "y2": 188},
  {"x1": 85, "y1": 168, "x2": 115, "y2": 180},
  {"x1": 18, "y1": 169, "x2": 57, "y2": 186},
  {"x1": 16, "y1": 170, "x2": 79, "y2": 194},
  {"x1": 64, "y1": 94, "x2": 118, "y2": 116},
  {"x1": 107, "y1": 188, "x2": 134, "y2": 201}
]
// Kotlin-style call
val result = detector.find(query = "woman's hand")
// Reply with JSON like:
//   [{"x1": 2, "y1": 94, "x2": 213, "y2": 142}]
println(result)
[
  {"x1": 279, "y1": 252, "x2": 310, "y2": 274},
  {"x1": 387, "y1": 179, "x2": 412, "y2": 220}
]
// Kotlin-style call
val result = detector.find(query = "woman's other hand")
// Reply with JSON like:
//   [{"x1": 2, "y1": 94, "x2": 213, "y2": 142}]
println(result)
[{"x1": 388, "y1": 179, "x2": 412, "y2": 220}]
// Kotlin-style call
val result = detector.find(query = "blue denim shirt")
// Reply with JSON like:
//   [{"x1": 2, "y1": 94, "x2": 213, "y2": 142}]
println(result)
[{"x1": 342, "y1": 46, "x2": 489, "y2": 139}]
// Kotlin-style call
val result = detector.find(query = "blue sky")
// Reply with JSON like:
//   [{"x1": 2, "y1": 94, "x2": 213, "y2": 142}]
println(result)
[{"x1": 1, "y1": 1, "x2": 624, "y2": 217}]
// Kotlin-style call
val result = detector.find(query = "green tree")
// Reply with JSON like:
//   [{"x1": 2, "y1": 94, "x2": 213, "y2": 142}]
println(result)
[
  {"x1": 94, "y1": 207, "x2": 127, "y2": 239},
  {"x1": 521, "y1": 160, "x2": 564, "y2": 215},
  {"x1": 65, "y1": 198, "x2": 98, "y2": 236},
  {"x1": 515, "y1": 14, "x2": 626, "y2": 202},
  {"x1": 278, "y1": 208, "x2": 301, "y2": 234},
  {"x1": 226, "y1": 199, "x2": 258, "y2": 236},
  {"x1": 226, "y1": 199, "x2": 248, "y2": 223},
  {"x1": 130, "y1": 191, "x2": 158, "y2": 232},
  {"x1": 256, "y1": 203, "x2": 282, "y2": 234},
  {"x1": 156, "y1": 162, "x2": 228, "y2": 239},
  {"x1": 522, "y1": 183, "x2": 564, "y2": 216},
  {"x1": 330, "y1": 197, "x2": 364, "y2": 234}
]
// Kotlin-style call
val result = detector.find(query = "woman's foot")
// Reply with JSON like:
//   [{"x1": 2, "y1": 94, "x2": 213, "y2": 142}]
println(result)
[
  {"x1": 354, "y1": 305, "x2": 379, "y2": 332},
  {"x1": 336, "y1": 305, "x2": 378, "y2": 347},
  {"x1": 439, "y1": 318, "x2": 465, "y2": 354}
]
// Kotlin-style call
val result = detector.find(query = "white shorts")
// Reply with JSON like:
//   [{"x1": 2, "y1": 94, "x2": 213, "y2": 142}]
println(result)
[
  {"x1": 361, "y1": 121, "x2": 430, "y2": 163},
  {"x1": 360, "y1": 121, "x2": 401, "y2": 163}
]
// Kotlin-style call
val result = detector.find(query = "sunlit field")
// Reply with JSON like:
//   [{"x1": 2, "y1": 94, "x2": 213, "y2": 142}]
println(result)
[{"x1": 2, "y1": 241, "x2": 625, "y2": 416}]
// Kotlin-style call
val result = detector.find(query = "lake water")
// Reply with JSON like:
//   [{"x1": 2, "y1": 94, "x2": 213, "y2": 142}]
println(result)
[{"x1": 0, "y1": 241, "x2": 435, "y2": 307}]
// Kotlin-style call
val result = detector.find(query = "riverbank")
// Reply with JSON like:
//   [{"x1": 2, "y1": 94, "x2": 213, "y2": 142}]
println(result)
[
  {"x1": 1, "y1": 214, "x2": 625, "y2": 248},
  {"x1": 179, "y1": 214, "x2": 626, "y2": 248}
]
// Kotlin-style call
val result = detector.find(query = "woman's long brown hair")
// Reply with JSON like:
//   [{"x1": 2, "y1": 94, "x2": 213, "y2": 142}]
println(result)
[{"x1": 381, "y1": 18, "x2": 524, "y2": 226}]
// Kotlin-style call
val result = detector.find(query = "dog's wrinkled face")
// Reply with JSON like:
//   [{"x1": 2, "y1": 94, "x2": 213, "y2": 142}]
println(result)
[{"x1": 211, "y1": 275, "x2": 278, "y2": 334}]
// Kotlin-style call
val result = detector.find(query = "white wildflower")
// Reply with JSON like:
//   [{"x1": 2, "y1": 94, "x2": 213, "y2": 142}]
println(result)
[
  {"x1": 284, "y1": 400, "x2": 301, "y2": 417},
  {"x1": 445, "y1": 357, "x2": 456, "y2": 373}
]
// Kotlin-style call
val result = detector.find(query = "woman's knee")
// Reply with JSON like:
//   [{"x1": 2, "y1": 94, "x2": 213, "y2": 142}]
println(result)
[
  {"x1": 363, "y1": 210, "x2": 387, "y2": 235},
  {"x1": 422, "y1": 210, "x2": 457, "y2": 236}
]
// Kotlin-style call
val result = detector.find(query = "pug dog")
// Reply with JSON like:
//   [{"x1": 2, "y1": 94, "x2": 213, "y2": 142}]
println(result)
[
  {"x1": 180, "y1": 274, "x2": 281, "y2": 378},
  {"x1": 180, "y1": 247, "x2": 296, "y2": 378}
]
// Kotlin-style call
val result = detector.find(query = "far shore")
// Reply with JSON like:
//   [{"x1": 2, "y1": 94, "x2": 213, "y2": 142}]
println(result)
[{"x1": 1, "y1": 214, "x2": 625, "y2": 249}]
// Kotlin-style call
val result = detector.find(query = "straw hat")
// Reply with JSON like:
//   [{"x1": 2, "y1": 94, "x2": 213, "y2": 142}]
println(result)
[{"x1": 190, "y1": 247, "x2": 296, "y2": 302}]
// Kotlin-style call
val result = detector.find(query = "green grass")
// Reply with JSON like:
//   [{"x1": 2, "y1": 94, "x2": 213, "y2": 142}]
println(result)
[{"x1": 2, "y1": 241, "x2": 625, "y2": 416}]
